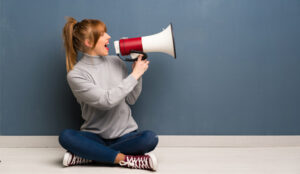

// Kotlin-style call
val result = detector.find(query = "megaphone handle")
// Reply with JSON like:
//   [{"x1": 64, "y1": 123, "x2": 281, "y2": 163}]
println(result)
[
  {"x1": 122, "y1": 51, "x2": 148, "y2": 62},
  {"x1": 124, "y1": 58, "x2": 136, "y2": 62},
  {"x1": 117, "y1": 50, "x2": 148, "y2": 62},
  {"x1": 130, "y1": 50, "x2": 148, "y2": 60}
]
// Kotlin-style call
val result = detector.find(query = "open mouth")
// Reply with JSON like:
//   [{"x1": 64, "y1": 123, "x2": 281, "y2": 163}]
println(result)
[{"x1": 104, "y1": 43, "x2": 109, "y2": 51}]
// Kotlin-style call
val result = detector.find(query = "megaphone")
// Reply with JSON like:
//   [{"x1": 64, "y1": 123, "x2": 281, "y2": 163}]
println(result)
[{"x1": 114, "y1": 23, "x2": 176, "y2": 61}]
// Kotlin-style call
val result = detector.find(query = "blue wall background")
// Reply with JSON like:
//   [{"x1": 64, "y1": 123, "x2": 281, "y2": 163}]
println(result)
[{"x1": 0, "y1": 0, "x2": 300, "y2": 135}]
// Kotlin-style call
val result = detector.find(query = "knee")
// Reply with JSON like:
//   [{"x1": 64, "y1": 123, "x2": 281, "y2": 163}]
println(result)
[
  {"x1": 140, "y1": 130, "x2": 159, "y2": 152},
  {"x1": 58, "y1": 129, "x2": 75, "y2": 148}
]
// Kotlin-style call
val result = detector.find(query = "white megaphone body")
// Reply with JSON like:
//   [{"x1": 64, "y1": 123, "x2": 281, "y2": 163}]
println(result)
[{"x1": 114, "y1": 23, "x2": 176, "y2": 61}]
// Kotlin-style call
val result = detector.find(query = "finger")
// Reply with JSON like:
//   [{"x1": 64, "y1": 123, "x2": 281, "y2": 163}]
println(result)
[
  {"x1": 143, "y1": 60, "x2": 149, "y2": 65},
  {"x1": 137, "y1": 54, "x2": 143, "y2": 61}
]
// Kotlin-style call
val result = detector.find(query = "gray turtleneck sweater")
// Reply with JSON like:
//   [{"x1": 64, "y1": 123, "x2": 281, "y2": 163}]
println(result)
[{"x1": 66, "y1": 54, "x2": 142, "y2": 139}]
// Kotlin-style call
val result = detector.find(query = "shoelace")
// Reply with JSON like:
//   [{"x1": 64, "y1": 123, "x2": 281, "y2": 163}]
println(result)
[
  {"x1": 119, "y1": 156, "x2": 150, "y2": 169},
  {"x1": 70, "y1": 155, "x2": 92, "y2": 165}
]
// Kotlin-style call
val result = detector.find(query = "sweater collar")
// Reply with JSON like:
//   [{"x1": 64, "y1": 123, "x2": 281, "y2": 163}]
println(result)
[{"x1": 80, "y1": 53, "x2": 106, "y2": 65}]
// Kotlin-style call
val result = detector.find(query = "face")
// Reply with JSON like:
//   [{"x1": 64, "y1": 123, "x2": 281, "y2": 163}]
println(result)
[{"x1": 90, "y1": 32, "x2": 111, "y2": 56}]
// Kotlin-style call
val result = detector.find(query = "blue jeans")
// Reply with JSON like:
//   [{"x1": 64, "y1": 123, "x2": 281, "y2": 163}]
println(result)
[{"x1": 58, "y1": 129, "x2": 159, "y2": 164}]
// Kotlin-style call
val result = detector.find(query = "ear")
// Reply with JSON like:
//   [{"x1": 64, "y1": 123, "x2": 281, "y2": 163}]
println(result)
[{"x1": 84, "y1": 39, "x2": 93, "y2": 48}]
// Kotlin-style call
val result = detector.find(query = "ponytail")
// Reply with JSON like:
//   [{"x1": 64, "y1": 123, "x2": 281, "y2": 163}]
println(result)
[{"x1": 62, "y1": 17, "x2": 77, "y2": 73}]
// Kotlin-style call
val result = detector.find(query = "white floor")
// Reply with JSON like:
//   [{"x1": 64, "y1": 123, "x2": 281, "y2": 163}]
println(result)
[{"x1": 0, "y1": 147, "x2": 300, "y2": 174}]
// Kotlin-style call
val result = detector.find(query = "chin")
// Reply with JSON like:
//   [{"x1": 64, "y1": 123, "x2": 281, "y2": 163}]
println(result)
[{"x1": 99, "y1": 52, "x2": 108, "y2": 56}]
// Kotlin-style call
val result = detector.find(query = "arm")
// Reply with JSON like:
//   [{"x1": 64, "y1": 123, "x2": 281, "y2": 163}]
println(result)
[
  {"x1": 67, "y1": 70, "x2": 138, "y2": 110},
  {"x1": 126, "y1": 77, "x2": 142, "y2": 105},
  {"x1": 117, "y1": 56, "x2": 143, "y2": 105}
]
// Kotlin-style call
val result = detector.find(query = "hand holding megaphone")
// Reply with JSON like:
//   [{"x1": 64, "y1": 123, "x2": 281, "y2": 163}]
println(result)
[
  {"x1": 131, "y1": 54, "x2": 150, "y2": 80},
  {"x1": 114, "y1": 23, "x2": 176, "y2": 61}
]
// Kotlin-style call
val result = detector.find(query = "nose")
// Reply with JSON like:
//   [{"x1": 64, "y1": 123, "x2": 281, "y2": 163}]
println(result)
[{"x1": 107, "y1": 33, "x2": 111, "y2": 39}]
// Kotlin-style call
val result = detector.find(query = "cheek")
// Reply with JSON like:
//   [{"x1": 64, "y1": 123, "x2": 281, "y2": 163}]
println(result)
[
  {"x1": 96, "y1": 44, "x2": 103, "y2": 50},
  {"x1": 97, "y1": 44, "x2": 106, "y2": 54}
]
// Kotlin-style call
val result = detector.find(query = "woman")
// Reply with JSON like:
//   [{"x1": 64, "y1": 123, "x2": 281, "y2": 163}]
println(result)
[{"x1": 58, "y1": 17, "x2": 158, "y2": 171}]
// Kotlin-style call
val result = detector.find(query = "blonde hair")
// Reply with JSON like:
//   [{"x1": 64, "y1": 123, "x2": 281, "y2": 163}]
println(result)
[{"x1": 62, "y1": 17, "x2": 107, "y2": 73}]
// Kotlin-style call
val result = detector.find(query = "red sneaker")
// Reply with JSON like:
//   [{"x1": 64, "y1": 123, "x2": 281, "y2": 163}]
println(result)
[
  {"x1": 62, "y1": 151, "x2": 93, "y2": 167},
  {"x1": 119, "y1": 153, "x2": 158, "y2": 171}
]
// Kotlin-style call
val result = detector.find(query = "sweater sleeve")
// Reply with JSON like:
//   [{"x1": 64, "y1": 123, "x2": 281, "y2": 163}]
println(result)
[
  {"x1": 116, "y1": 56, "x2": 143, "y2": 105},
  {"x1": 67, "y1": 70, "x2": 138, "y2": 110},
  {"x1": 126, "y1": 77, "x2": 142, "y2": 105}
]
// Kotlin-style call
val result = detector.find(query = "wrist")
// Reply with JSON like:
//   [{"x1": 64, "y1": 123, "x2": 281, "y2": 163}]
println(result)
[{"x1": 131, "y1": 72, "x2": 141, "y2": 80}]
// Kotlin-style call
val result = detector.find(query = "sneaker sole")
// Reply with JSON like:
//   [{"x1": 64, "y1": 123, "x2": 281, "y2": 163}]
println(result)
[
  {"x1": 63, "y1": 152, "x2": 72, "y2": 167},
  {"x1": 147, "y1": 153, "x2": 158, "y2": 171}
]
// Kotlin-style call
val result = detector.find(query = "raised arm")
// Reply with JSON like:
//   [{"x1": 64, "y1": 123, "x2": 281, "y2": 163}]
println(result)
[{"x1": 122, "y1": 55, "x2": 149, "y2": 105}]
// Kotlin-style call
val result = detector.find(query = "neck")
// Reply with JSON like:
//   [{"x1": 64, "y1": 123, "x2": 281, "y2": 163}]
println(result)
[
  {"x1": 85, "y1": 50, "x2": 98, "y2": 56},
  {"x1": 81, "y1": 53, "x2": 105, "y2": 65}
]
